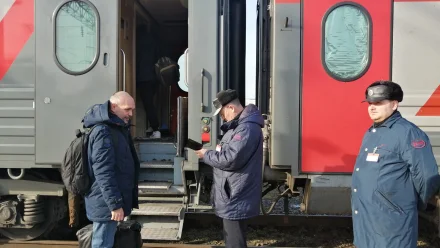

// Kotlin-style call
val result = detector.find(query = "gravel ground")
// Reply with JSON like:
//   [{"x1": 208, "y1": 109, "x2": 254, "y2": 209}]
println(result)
[
  {"x1": 175, "y1": 222, "x2": 440, "y2": 247},
  {"x1": 14, "y1": 187, "x2": 439, "y2": 247},
  {"x1": 173, "y1": 188, "x2": 440, "y2": 247},
  {"x1": 260, "y1": 186, "x2": 303, "y2": 215}
]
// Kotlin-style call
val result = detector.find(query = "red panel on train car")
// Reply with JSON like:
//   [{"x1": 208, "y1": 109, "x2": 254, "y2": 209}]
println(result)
[
  {"x1": 0, "y1": 0, "x2": 34, "y2": 80},
  {"x1": 301, "y1": 0, "x2": 392, "y2": 173}
]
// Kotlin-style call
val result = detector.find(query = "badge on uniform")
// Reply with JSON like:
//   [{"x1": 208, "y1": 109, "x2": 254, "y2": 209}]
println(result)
[
  {"x1": 366, "y1": 153, "x2": 379, "y2": 162},
  {"x1": 216, "y1": 145, "x2": 222, "y2": 152},
  {"x1": 366, "y1": 147, "x2": 379, "y2": 162}
]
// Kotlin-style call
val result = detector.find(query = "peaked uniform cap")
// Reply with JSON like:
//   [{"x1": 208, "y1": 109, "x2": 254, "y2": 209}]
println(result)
[{"x1": 212, "y1": 89, "x2": 239, "y2": 116}]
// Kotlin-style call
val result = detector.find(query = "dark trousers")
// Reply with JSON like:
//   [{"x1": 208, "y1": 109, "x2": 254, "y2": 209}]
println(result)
[
  {"x1": 223, "y1": 218, "x2": 247, "y2": 248},
  {"x1": 138, "y1": 81, "x2": 159, "y2": 131}
]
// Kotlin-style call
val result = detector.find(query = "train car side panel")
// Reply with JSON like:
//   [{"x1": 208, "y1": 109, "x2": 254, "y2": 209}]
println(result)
[
  {"x1": 270, "y1": 0, "x2": 301, "y2": 172},
  {"x1": 392, "y1": 1, "x2": 440, "y2": 172},
  {"x1": 35, "y1": 0, "x2": 119, "y2": 165},
  {"x1": 0, "y1": 0, "x2": 36, "y2": 168}
]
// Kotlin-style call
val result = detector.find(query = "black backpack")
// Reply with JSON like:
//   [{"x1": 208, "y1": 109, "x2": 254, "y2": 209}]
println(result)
[{"x1": 61, "y1": 123, "x2": 118, "y2": 196}]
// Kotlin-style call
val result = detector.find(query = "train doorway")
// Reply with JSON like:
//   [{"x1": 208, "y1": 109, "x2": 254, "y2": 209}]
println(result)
[{"x1": 119, "y1": 0, "x2": 188, "y2": 140}]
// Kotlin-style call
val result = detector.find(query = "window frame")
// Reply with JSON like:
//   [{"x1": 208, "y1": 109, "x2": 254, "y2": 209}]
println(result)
[
  {"x1": 321, "y1": 2, "x2": 373, "y2": 82},
  {"x1": 52, "y1": 0, "x2": 100, "y2": 75}
]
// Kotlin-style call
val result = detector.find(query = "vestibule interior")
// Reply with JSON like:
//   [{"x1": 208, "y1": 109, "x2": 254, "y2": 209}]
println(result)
[{"x1": 119, "y1": 0, "x2": 188, "y2": 139}]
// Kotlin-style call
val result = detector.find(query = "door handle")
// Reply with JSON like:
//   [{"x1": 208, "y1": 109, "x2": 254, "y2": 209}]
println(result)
[
  {"x1": 201, "y1": 68, "x2": 205, "y2": 112},
  {"x1": 184, "y1": 48, "x2": 189, "y2": 88},
  {"x1": 120, "y1": 49, "x2": 126, "y2": 91}
]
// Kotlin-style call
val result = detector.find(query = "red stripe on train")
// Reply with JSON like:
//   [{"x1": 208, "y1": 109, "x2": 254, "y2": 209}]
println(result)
[
  {"x1": 0, "y1": 0, "x2": 34, "y2": 80},
  {"x1": 416, "y1": 85, "x2": 440, "y2": 116}
]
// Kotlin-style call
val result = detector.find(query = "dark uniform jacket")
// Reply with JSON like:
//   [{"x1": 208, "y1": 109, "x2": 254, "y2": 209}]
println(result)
[
  {"x1": 83, "y1": 101, "x2": 140, "y2": 222},
  {"x1": 352, "y1": 111, "x2": 440, "y2": 248},
  {"x1": 203, "y1": 104, "x2": 264, "y2": 220}
]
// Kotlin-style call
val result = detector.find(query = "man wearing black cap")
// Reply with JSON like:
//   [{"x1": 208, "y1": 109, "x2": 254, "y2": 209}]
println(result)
[
  {"x1": 352, "y1": 80, "x2": 440, "y2": 248},
  {"x1": 194, "y1": 89, "x2": 264, "y2": 248}
]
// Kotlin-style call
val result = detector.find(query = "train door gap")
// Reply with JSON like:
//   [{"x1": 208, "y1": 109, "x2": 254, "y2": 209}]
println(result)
[{"x1": 133, "y1": 0, "x2": 188, "y2": 141}]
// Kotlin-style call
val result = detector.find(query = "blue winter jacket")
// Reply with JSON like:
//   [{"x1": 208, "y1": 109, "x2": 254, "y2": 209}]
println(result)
[
  {"x1": 203, "y1": 104, "x2": 264, "y2": 220},
  {"x1": 83, "y1": 101, "x2": 140, "y2": 222},
  {"x1": 352, "y1": 111, "x2": 440, "y2": 248}
]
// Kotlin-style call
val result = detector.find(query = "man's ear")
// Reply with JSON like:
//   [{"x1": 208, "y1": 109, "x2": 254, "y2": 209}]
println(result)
[
  {"x1": 392, "y1": 100, "x2": 399, "y2": 110},
  {"x1": 110, "y1": 103, "x2": 117, "y2": 111}
]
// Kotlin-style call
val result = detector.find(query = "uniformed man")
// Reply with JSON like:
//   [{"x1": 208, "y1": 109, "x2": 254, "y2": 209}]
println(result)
[
  {"x1": 194, "y1": 89, "x2": 264, "y2": 248},
  {"x1": 352, "y1": 80, "x2": 440, "y2": 248}
]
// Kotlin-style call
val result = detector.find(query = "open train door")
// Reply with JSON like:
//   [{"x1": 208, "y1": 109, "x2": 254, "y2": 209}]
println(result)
[{"x1": 35, "y1": 0, "x2": 119, "y2": 165}]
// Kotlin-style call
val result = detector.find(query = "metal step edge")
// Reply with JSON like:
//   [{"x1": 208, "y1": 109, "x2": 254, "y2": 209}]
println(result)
[
  {"x1": 131, "y1": 210, "x2": 180, "y2": 216},
  {"x1": 140, "y1": 227, "x2": 180, "y2": 241},
  {"x1": 137, "y1": 196, "x2": 184, "y2": 202},
  {"x1": 138, "y1": 185, "x2": 185, "y2": 196},
  {"x1": 131, "y1": 203, "x2": 183, "y2": 217},
  {"x1": 140, "y1": 161, "x2": 173, "y2": 169},
  {"x1": 138, "y1": 181, "x2": 172, "y2": 190}
]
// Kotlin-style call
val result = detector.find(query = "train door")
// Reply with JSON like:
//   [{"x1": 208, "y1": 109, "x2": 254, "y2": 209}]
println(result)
[
  {"x1": 35, "y1": 0, "x2": 119, "y2": 164},
  {"x1": 301, "y1": 0, "x2": 392, "y2": 173}
]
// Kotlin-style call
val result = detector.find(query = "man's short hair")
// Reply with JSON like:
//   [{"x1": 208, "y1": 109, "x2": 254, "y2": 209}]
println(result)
[{"x1": 228, "y1": 98, "x2": 241, "y2": 107}]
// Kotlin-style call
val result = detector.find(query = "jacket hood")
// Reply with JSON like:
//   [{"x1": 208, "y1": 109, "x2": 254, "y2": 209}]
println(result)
[
  {"x1": 82, "y1": 100, "x2": 127, "y2": 128},
  {"x1": 239, "y1": 104, "x2": 264, "y2": 127},
  {"x1": 221, "y1": 104, "x2": 264, "y2": 131}
]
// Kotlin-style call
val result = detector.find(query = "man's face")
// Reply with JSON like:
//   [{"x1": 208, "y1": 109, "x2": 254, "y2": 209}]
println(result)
[
  {"x1": 219, "y1": 105, "x2": 234, "y2": 122},
  {"x1": 367, "y1": 100, "x2": 398, "y2": 123},
  {"x1": 111, "y1": 97, "x2": 135, "y2": 124}
]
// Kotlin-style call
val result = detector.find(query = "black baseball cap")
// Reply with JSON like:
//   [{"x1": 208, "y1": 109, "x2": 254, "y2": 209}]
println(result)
[
  {"x1": 363, "y1": 81, "x2": 403, "y2": 103},
  {"x1": 213, "y1": 89, "x2": 238, "y2": 116}
]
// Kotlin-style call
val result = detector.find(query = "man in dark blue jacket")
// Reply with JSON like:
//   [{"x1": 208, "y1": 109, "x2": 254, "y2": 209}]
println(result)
[
  {"x1": 82, "y1": 91, "x2": 140, "y2": 248},
  {"x1": 195, "y1": 89, "x2": 264, "y2": 248},
  {"x1": 352, "y1": 81, "x2": 440, "y2": 248}
]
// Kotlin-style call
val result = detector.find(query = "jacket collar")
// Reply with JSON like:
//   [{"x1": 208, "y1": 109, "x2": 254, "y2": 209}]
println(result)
[{"x1": 370, "y1": 110, "x2": 401, "y2": 130}]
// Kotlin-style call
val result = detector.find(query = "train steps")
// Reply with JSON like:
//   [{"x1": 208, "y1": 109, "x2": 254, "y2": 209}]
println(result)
[
  {"x1": 132, "y1": 139, "x2": 186, "y2": 241},
  {"x1": 130, "y1": 202, "x2": 185, "y2": 240}
]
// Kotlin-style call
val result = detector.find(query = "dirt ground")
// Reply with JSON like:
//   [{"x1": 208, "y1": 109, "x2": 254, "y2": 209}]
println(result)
[{"x1": 176, "y1": 220, "x2": 440, "y2": 247}]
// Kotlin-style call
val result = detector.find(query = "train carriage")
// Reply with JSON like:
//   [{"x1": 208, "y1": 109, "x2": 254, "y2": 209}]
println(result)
[{"x1": 0, "y1": 0, "x2": 439, "y2": 241}]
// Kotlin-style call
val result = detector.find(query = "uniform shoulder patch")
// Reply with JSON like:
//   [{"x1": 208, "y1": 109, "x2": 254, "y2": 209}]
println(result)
[
  {"x1": 411, "y1": 139, "x2": 426, "y2": 149},
  {"x1": 103, "y1": 137, "x2": 112, "y2": 148},
  {"x1": 233, "y1": 134, "x2": 242, "y2": 141}
]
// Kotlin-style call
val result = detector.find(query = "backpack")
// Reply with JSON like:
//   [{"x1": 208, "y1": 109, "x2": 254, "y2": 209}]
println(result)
[
  {"x1": 155, "y1": 56, "x2": 179, "y2": 86},
  {"x1": 76, "y1": 224, "x2": 93, "y2": 248},
  {"x1": 61, "y1": 123, "x2": 118, "y2": 196}
]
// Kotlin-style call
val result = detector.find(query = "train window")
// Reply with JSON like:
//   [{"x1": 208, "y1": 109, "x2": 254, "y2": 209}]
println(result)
[
  {"x1": 322, "y1": 3, "x2": 372, "y2": 82},
  {"x1": 54, "y1": 0, "x2": 99, "y2": 74}
]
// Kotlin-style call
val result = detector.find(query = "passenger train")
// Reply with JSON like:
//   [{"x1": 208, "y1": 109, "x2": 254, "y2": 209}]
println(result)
[{"x1": 0, "y1": 0, "x2": 439, "y2": 240}]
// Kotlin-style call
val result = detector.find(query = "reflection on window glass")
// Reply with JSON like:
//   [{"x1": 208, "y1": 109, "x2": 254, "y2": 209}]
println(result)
[
  {"x1": 324, "y1": 4, "x2": 370, "y2": 81},
  {"x1": 55, "y1": 1, "x2": 97, "y2": 73}
]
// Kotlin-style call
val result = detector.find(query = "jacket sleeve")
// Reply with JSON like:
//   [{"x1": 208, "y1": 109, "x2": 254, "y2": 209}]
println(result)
[
  {"x1": 90, "y1": 126, "x2": 123, "y2": 211},
  {"x1": 402, "y1": 127, "x2": 440, "y2": 209},
  {"x1": 203, "y1": 125, "x2": 260, "y2": 171}
]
